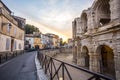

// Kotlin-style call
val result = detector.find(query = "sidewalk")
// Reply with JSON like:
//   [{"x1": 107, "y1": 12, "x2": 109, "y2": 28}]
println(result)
[
  {"x1": 0, "y1": 51, "x2": 48, "y2": 80},
  {"x1": 35, "y1": 53, "x2": 48, "y2": 80}
]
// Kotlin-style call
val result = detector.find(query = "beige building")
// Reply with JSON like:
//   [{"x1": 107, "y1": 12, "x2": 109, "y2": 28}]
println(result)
[
  {"x1": 72, "y1": 0, "x2": 120, "y2": 79},
  {"x1": 52, "y1": 34, "x2": 59, "y2": 48},
  {"x1": 25, "y1": 33, "x2": 42, "y2": 49},
  {"x1": 34, "y1": 37, "x2": 42, "y2": 49},
  {"x1": 0, "y1": 1, "x2": 25, "y2": 54},
  {"x1": 43, "y1": 33, "x2": 59, "y2": 48}
]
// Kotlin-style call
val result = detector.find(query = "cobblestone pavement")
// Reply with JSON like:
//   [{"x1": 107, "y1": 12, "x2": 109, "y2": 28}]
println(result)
[{"x1": 0, "y1": 51, "x2": 37, "y2": 80}]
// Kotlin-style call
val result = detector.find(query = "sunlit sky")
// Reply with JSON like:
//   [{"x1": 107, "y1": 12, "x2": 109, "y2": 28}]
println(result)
[{"x1": 3, "y1": 0, "x2": 94, "y2": 41}]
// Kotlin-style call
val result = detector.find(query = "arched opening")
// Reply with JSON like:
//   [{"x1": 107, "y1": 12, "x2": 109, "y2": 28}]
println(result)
[
  {"x1": 81, "y1": 13, "x2": 88, "y2": 33},
  {"x1": 35, "y1": 45, "x2": 39, "y2": 50},
  {"x1": 96, "y1": 0, "x2": 111, "y2": 26},
  {"x1": 82, "y1": 46, "x2": 89, "y2": 69},
  {"x1": 97, "y1": 45, "x2": 115, "y2": 78}
]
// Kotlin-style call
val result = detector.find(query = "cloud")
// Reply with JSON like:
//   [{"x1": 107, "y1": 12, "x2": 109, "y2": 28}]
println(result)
[
  {"x1": 23, "y1": 0, "x2": 94, "y2": 41},
  {"x1": 3, "y1": 0, "x2": 94, "y2": 41},
  {"x1": 26, "y1": 18, "x2": 69, "y2": 41},
  {"x1": 48, "y1": 0, "x2": 59, "y2": 5}
]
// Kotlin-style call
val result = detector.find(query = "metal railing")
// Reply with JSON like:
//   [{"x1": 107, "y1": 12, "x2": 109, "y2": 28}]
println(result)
[{"x1": 37, "y1": 51, "x2": 114, "y2": 80}]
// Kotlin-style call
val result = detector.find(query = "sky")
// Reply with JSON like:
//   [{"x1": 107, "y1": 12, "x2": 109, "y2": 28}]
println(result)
[{"x1": 3, "y1": 0, "x2": 94, "y2": 41}]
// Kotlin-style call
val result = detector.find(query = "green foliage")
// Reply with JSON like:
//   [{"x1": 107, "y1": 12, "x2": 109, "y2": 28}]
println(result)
[
  {"x1": 63, "y1": 41, "x2": 67, "y2": 45},
  {"x1": 60, "y1": 38, "x2": 63, "y2": 46},
  {"x1": 25, "y1": 24, "x2": 40, "y2": 34},
  {"x1": 60, "y1": 38, "x2": 67, "y2": 46}
]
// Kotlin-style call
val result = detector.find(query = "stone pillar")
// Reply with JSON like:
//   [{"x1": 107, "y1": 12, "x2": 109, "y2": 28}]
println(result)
[
  {"x1": 76, "y1": 18, "x2": 83, "y2": 36},
  {"x1": 112, "y1": 32, "x2": 120, "y2": 80},
  {"x1": 114, "y1": 48, "x2": 120, "y2": 80},
  {"x1": 87, "y1": 10, "x2": 93, "y2": 34},
  {"x1": 110, "y1": 0, "x2": 120, "y2": 20},
  {"x1": 90, "y1": 11, "x2": 98, "y2": 33},
  {"x1": 72, "y1": 46, "x2": 75, "y2": 62},
  {"x1": 93, "y1": 54, "x2": 100, "y2": 72},
  {"x1": 89, "y1": 54, "x2": 100, "y2": 72},
  {"x1": 89, "y1": 54, "x2": 94, "y2": 71},
  {"x1": 114, "y1": 52, "x2": 120, "y2": 80},
  {"x1": 72, "y1": 41, "x2": 77, "y2": 63},
  {"x1": 77, "y1": 52, "x2": 86, "y2": 67},
  {"x1": 76, "y1": 39, "x2": 81, "y2": 65}
]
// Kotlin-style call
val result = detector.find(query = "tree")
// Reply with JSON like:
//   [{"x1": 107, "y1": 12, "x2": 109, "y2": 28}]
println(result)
[
  {"x1": 63, "y1": 41, "x2": 67, "y2": 46},
  {"x1": 60, "y1": 38, "x2": 63, "y2": 46},
  {"x1": 25, "y1": 24, "x2": 40, "y2": 34}
]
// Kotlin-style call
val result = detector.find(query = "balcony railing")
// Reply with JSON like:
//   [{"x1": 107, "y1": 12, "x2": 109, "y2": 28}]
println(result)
[{"x1": 37, "y1": 51, "x2": 114, "y2": 80}]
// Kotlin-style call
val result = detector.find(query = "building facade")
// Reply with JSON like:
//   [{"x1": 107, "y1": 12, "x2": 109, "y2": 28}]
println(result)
[
  {"x1": 0, "y1": 1, "x2": 25, "y2": 54},
  {"x1": 67, "y1": 38, "x2": 73, "y2": 48},
  {"x1": 72, "y1": 0, "x2": 120, "y2": 79},
  {"x1": 41, "y1": 33, "x2": 59, "y2": 49},
  {"x1": 25, "y1": 33, "x2": 42, "y2": 49}
]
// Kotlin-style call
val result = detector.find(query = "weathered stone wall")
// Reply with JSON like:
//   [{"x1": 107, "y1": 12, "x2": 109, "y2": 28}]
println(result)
[
  {"x1": 42, "y1": 48, "x2": 73, "y2": 57},
  {"x1": 72, "y1": 0, "x2": 120, "y2": 79},
  {"x1": 59, "y1": 48, "x2": 72, "y2": 54},
  {"x1": 41, "y1": 49, "x2": 59, "y2": 57}
]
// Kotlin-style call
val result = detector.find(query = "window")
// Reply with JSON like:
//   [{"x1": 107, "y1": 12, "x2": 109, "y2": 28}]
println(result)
[
  {"x1": 6, "y1": 38, "x2": 10, "y2": 50},
  {"x1": 81, "y1": 13, "x2": 88, "y2": 33},
  {"x1": 96, "y1": 0, "x2": 111, "y2": 26}
]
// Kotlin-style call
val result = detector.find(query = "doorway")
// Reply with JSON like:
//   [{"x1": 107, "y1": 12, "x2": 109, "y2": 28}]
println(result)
[{"x1": 98, "y1": 45, "x2": 115, "y2": 77}]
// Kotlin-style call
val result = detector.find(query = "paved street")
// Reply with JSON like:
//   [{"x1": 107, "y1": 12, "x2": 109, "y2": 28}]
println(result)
[{"x1": 0, "y1": 51, "x2": 37, "y2": 80}]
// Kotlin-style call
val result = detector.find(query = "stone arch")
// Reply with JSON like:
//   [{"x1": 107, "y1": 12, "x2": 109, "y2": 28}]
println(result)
[
  {"x1": 95, "y1": 0, "x2": 111, "y2": 26},
  {"x1": 96, "y1": 45, "x2": 115, "y2": 78},
  {"x1": 35, "y1": 45, "x2": 39, "y2": 50},
  {"x1": 81, "y1": 12, "x2": 88, "y2": 33},
  {"x1": 81, "y1": 46, "x2": 89, "y2": 69}
]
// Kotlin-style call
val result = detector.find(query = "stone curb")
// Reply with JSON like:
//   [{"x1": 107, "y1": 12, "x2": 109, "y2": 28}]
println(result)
[{"x1": 35, "y1": 54, "x2": 48, "y2": 80}]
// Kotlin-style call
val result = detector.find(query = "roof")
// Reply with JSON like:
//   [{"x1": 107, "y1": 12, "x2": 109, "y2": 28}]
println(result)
[
  {"x1": 25, "y1": 34, "x2": 41, "y2": 38},
  {"x1": 13, "y1": 16, "x2": 26, "y2": 30},
  {"x1": 0, "y1": 0, "x2": 12, "y2": 13}
]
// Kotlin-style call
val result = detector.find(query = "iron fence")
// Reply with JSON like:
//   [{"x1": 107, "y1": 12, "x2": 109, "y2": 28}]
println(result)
[{"x1": 38, "y1": 51, "x2": 114, "y2": 80}]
